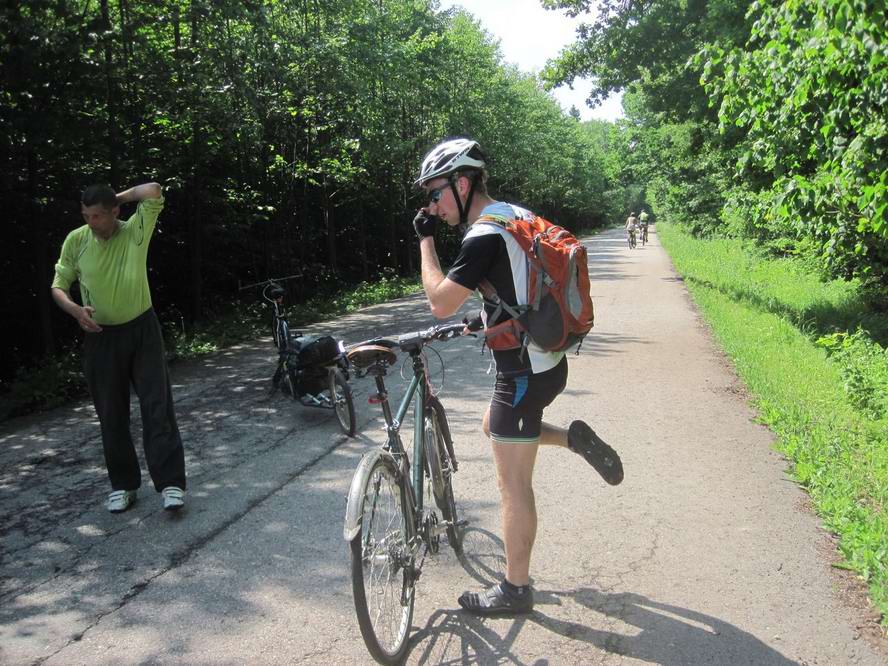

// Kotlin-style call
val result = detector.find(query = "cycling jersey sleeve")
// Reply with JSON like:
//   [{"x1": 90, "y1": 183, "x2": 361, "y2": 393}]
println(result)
[{"x1": 446, "y1": 232, "x2": 502, "y2": 290}]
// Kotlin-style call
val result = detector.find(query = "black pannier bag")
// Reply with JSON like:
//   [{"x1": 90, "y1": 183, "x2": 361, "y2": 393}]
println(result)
[
  {"x1": 293, "y1": 335, "x2": 341, "y2": 368},
  {"x1": 294, "y1": 367, "x2": 329, "y2": 396}
]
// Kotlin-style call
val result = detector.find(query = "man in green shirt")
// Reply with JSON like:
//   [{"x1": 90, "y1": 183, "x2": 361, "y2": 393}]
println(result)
[{"x1": 52, "y1": 182, "x2": 187, "y2": 513}]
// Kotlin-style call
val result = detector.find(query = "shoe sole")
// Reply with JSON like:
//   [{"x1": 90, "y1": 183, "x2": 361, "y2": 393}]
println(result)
[
  {"x1": 163, "y1": 501, "x2": 184, "y2": 511},
  {"x1": 458, "y1": 603, "x2": 534, "y2": 617},
  {"x1": 569, "y1": 422, "x2": 624, "y2": 486}
]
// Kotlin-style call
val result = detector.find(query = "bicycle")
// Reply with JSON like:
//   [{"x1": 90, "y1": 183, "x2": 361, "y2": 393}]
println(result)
[
  {"x1": 343, "y1": 323, "x2": 467, "y2": 665},
  {"x1": 640, "y1": 224, "x2": 648, "y2": 245},
  {"x1": 241, "y1": 277, "x2": 357, "y2": 437},
  {"x1": 628, "y1": 228, "x2": 637, "y2": 249}
]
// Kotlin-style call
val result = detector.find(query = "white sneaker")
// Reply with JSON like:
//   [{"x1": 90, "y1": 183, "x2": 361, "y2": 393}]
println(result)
[
  {"x1": 162, "y1": 486, "x2": 185, "y2": 511},
  {"x1": 107, "y1": 489, "x2": 137, "y2": 513}
]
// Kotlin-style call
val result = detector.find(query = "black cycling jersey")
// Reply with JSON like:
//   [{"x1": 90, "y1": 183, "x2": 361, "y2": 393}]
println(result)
[{"x1": 447, "y1": 229, "x2": 530, "y2": 377}]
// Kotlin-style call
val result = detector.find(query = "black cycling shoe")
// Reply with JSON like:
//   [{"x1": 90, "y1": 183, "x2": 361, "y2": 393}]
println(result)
[
  {"x1": 458, "y1": 581, "x2": 534, "y2": 616},
  {"x1": 568, "y1": 420, "x2": 624, "y2": 486}
]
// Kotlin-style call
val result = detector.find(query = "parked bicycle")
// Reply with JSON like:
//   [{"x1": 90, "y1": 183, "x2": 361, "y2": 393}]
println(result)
[
  {"x1": 343, "y1": 323, "x2": 467, "y2": 665},
  {"x1": 240, "y1": 277, "x2": 356, "y2": 436}
]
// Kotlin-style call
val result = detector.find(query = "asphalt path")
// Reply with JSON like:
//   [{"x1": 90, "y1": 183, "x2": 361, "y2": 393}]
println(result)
[{"x1": 2, "y1": 227, "x2": 885, "y2": 665}]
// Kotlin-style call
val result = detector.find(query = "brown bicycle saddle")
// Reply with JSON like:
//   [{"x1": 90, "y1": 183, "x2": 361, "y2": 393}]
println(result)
[{"x1": 347, "y1": 344, "x2": 398, "y2": 369}]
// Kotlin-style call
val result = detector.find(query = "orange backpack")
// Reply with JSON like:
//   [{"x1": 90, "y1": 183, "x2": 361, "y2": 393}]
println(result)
[{"x1": 476, "y1": 214, "x2": 594, "y2": 354}]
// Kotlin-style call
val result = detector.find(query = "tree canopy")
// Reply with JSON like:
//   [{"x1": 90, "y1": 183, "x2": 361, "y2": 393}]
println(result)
[
  {"x1": 1, "y1": 0, "x2": 632, "y2": 389},
  {"x1": 544, "y1": 0, "x2": 887, "y2": 286}
]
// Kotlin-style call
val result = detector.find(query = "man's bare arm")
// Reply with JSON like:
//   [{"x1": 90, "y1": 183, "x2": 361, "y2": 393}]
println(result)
[
  {"x1": 116, "y1": 182, "x2": 162, "y2": 204},
  {"x1": 419, "y1": 237, "x2": 472, "y2": 319}
]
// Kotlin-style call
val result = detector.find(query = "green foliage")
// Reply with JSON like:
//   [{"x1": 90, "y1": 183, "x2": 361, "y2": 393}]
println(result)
[
  {"x1": 542, "y1": 0, "x2": 751, "y2": 122},
  {"x1": 701, "y1": 0, "x2": 888, "y2": 282},
  {"x1": 0, "y1": 351, "x2": 85, "y2": 421},
  {"x1": 3, "y1": 0, "x2": 623, "y2": 391},
  {"x1": 816, "y1": 330, "x2": 888, "y2": 420},
  {"x1": 548, "y1": 0, "x2": 887, "y2": 302}
]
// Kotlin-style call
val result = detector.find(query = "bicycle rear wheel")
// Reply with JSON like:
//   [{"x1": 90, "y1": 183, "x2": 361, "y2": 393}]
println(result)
[
  {"x1": 347, "y1": 454, "x2": 415, "y2": 665},
  {"x1": 329, "y1": 368, "x2": 356, "y2": 436}
]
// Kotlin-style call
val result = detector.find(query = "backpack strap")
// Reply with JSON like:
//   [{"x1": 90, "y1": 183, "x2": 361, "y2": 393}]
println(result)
[{"x1": 473, "y1": 212, "x2": 537, "y2": 359}]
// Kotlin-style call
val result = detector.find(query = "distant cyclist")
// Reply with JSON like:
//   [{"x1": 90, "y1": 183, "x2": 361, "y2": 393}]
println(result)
[
  {"x1": 625, "y1": 212, "x2": 639, "y2": 248},
  {"x1": 411, "y1": 137, "x2": 623, "y2": 617},
  {"x1": 639, "y1": 210, "x2": 649, "y2": 243}
]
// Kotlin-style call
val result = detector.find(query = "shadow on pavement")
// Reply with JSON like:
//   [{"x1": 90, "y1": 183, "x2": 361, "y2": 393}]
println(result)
[
  {"x1": 406, "y1": 523, "x2": 797, "y2": 665},
  {"x1": 409, "y1": 587, "x2": 798, "y2": 666}
]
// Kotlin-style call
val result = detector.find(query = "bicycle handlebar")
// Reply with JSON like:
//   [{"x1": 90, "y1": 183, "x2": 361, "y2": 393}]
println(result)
[
  {"x1": 237, "y1": 274, "x2": 302, "y2": 293},
  {"x1": 347, "y1": 323, "x2": 468, "y2": 354}
]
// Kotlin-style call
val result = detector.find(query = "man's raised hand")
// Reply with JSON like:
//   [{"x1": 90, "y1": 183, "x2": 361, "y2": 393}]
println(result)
[{"x1": 413, "y1": 209, "x2": 439, "y2": 240}]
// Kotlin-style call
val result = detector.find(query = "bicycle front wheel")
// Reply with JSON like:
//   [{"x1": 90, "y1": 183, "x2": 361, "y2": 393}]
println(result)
[
  {"x1": 347, "y1": 454, "x2": 415, "y2": 665},
  {"x1": 330, "y1": 368, "x2": 356, "y2": 436}
]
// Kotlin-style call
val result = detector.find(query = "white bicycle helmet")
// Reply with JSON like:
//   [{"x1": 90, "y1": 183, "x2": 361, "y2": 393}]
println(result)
[{"x1": 415, "y1": 138, "x2": 486, "y2": 187}]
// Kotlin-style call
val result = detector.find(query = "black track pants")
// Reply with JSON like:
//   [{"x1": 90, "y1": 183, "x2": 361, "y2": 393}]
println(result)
[{"x1": 83, "y1": 308, "x2": 186, "y2": 492}]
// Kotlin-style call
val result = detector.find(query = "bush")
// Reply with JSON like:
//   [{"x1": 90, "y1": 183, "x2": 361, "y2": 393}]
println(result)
[{"x1": 816, "y1": 329, "x2": 888, "y2": 421}]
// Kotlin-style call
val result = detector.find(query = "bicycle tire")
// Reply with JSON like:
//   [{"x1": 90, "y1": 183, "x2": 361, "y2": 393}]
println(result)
[
  {"x1": 348, "y1": 454, "x2": 415, "y2": 665},
  {"x1": 330, "y1": 368, "x2": 357, "y2": 437},
  {"x1": 423, "y1": 409, "x2": 463, "y2": 553},
  {"x1": 271, "y1": 312, "x2": 280, "y2": 349},
  {"x1": 274, "y1": 317, "x2": 289, "y2": 352},
  {"x1": 423, "y1": 413, "x2": 445, "y2": 503}
]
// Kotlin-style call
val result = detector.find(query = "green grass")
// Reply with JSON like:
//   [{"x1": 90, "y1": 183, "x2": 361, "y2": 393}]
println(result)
[
  {"x1": 657, "y1": 221, "x2": 888, "y2": 623},
  {"x1": 0, "y1": 276, "x2": 421, "y2": 422}
]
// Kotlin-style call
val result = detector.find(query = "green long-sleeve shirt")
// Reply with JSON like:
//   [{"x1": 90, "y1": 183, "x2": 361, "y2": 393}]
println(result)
[{"x1": 52, "y1": 197, "x2": 164, "y2": 325}]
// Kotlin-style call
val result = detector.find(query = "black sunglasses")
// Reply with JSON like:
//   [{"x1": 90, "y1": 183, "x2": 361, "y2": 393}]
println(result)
[{"x1": 427, "y1": 183, "x2": 450, "y2": 204}]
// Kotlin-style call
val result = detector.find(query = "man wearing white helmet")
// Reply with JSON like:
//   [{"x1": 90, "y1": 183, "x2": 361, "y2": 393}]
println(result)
[{"x1": 412, "y1": 137, "x2": 623, "y2": 616}]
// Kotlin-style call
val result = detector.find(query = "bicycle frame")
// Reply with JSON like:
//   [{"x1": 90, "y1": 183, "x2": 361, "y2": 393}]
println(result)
[{"x1": 373, "y1": 353, "x2": 430, "y2": 518}]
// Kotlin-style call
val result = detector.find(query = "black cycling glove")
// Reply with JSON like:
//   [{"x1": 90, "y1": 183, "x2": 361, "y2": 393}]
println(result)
[
  {"x1": 413, "y1": 210, "x2": 439, "y2": 240},
  {"x1": 463, "y1": 313, "x2": 484, "y2": 332}
]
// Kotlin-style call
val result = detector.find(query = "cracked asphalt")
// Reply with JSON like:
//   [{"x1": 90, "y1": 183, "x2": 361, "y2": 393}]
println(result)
[{"x1": 2, "y1": 227, "x2": 885, "y2": 665}]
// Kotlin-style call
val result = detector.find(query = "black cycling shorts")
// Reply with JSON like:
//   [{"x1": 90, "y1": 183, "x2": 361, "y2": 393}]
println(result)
[{"x1": 488, "y1": 357, "x2": 568, "y2": 443}]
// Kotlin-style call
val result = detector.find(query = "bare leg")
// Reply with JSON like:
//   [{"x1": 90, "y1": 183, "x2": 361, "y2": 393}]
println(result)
[
  {"x1": 539, "y1": 422, "x2": 568, "y2": 447},
  {"x1": 482, "y1": 405, "x2": 539, "y2": 586},
  {"x1": 491, "y1": 439, "x2": 538, "y2": 587}
]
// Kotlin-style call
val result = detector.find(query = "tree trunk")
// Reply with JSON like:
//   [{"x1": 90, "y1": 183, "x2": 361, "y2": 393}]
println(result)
[
  {"x1": 100, "y1": 0, "x2": 119, "y2": 186},
  {"x1": 29, "y1": 146, "x2": 55, "y2": 356},
  {"x1": 187, "y1": 2, "x2": 203, "y2": 322},
  {"x1": 324, "y1": 181, "x2": 337, "y2": 274},
  {"x1": 356, "y1": 206, "x2": 368, "y2": 281}
]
